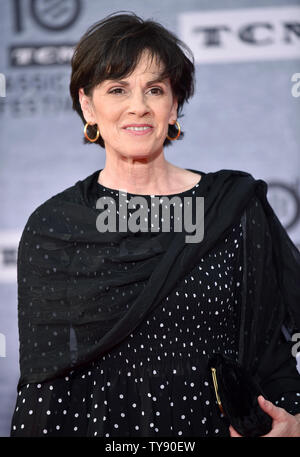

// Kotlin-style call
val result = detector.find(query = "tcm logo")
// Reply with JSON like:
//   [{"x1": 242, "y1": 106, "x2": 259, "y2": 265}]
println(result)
[
  {"x1": 9, "y1": 43, "x2": 75, "y2": 67},
  {"x1": 179, "y1": 6, "x2": 300, "y2": 63},
  {"x1": 9, "y1": 0, "x2": 82, "y2": 66},
  {"x1": 13, "y1": 0, "x2": 82, "y2": 32}
]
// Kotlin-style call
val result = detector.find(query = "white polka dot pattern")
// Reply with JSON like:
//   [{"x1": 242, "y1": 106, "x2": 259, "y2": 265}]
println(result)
[{"x1": 10, "y1": 182, "x2": 300, "y2": 437}]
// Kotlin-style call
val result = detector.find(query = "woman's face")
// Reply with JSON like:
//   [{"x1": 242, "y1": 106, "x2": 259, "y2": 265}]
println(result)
[{"x1": 79, "y1": 51, "x2": 178, "y2": 159}]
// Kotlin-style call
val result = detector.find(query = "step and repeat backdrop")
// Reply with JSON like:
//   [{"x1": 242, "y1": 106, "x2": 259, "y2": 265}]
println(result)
[{"x1": 0, "y1": 0, "x2": 300, "y2": 437}]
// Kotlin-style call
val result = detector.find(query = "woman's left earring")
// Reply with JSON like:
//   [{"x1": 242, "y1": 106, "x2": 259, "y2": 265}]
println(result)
[
  {"x1": 84, "y1": 122, "x2": 100, "y2": 142},
  {"x1": 167, "y1": 120, "x2": 181, "y2": 141}
]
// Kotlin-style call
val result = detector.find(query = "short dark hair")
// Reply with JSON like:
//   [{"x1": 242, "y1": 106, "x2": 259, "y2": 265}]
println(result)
[{"x1": 69, "y1": 11, "x2": 195, "y2": 148}]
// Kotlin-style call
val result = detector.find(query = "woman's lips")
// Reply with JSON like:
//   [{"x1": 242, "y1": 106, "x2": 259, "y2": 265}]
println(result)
[{"x1": 122, "y1": 125, "x2": 153, "y2": 136}]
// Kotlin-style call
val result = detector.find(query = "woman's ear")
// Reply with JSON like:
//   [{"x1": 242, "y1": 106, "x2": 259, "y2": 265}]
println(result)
[
  {"x1": 169, "y1": 97, "x2": 178, "y2": 124},
  {"x1": 78, "y1": 88, "x2": 96, "y2": 124}
]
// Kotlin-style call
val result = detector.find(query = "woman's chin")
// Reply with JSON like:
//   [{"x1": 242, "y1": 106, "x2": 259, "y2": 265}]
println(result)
[{"x1": 117, "y1": 148, "x2": 160, "y2": 160}]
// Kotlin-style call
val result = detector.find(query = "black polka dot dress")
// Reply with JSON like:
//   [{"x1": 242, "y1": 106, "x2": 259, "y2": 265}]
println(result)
[{"x1": 10, "y1": 180, "x2": 300, "y2": 437}]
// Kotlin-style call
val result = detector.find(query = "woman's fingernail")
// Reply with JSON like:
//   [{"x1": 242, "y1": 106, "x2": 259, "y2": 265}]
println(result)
[{"x1": 260, "y1": 395, "x2": 266, "y2": 405}]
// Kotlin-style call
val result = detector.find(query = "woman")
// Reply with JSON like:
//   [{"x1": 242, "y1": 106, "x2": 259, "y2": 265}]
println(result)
[{"x1": 10, "y1": 12, "x2": 300, "y2": 437}]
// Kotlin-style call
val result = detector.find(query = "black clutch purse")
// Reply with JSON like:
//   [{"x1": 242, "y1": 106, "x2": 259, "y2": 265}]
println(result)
[{"x1": 208, "y1": 353, "x2": 273, "y2": 437}]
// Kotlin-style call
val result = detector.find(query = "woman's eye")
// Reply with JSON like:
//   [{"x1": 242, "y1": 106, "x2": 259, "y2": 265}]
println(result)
[
  {"x1": 149, "y1": 87, "x2": 163, "y2": 95},
  {"x1": 109, "y1": 88, "x2": 124, "y2": 94},
  {"x1": 108, "y1": 87, "x2": 163, "y2": 95}
]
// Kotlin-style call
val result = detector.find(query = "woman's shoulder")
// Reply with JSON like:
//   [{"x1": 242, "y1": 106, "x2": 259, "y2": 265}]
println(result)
[
  {"x1": 20, "y1": 171, "x2": 97, "y2": 237},
  {"x1": 210, "y1": 167, "x2": 257, "y2": 179},
  {"x1": 27, "y1": 170, "x2": 99, "y2": 216},
  {"x1": 190, "y1": 166, "x2": 262, "y2": 184},
  {"x1": 26, "y1": 183, "x2": 78, "y2": 221}
]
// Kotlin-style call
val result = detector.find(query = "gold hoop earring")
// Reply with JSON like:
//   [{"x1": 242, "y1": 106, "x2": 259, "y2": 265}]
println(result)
[
  {"x1": 167, "y1": 120, "x2": 181, "y2": 141},
  {"x1": 84, "y1": 122, "x2": 100, "y2": 142}
]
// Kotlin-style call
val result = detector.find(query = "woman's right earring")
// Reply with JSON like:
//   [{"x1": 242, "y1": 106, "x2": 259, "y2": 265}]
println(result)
[{"x1": 84, "y1": 122, "x2": 100, "y2": 142}]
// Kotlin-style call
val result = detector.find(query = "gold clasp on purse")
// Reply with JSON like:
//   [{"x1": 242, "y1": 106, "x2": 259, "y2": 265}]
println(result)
[{"x1": 211, "y1": 367, "x2": 225, "y2": 415}]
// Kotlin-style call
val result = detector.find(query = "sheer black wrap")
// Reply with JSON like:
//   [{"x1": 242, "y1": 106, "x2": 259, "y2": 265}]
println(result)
[{"x1": 16, "y1": 168, "x2": 300, "y2": 403}]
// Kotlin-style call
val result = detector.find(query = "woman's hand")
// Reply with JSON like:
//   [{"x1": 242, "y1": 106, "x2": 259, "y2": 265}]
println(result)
[{"x1": 229, "y1": 395, "x2": 300, "y2": 437}]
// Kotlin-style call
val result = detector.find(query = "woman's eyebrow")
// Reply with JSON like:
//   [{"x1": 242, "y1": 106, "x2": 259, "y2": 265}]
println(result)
[
  {"x1": 145, "y1": 78, "x2": 168, "y2": 86},
  {"x1": 105, "y1": 78, "x2": 168, "y2": 86}
]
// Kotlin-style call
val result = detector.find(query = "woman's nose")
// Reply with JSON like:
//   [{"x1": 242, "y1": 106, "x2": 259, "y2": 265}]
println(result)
[{"x1": 127, "y1": 91, "x2": 150, "y2": 116}]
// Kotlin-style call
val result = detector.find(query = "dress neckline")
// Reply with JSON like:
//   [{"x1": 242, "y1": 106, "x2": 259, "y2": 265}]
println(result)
[{"x1": 95, "y1": 168, "x2": 207, "y2": 198}]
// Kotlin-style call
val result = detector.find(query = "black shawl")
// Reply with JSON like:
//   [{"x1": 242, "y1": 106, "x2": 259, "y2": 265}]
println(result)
[{"x1": 16, "y1": 168, "x2": 300, "y2": 400}]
